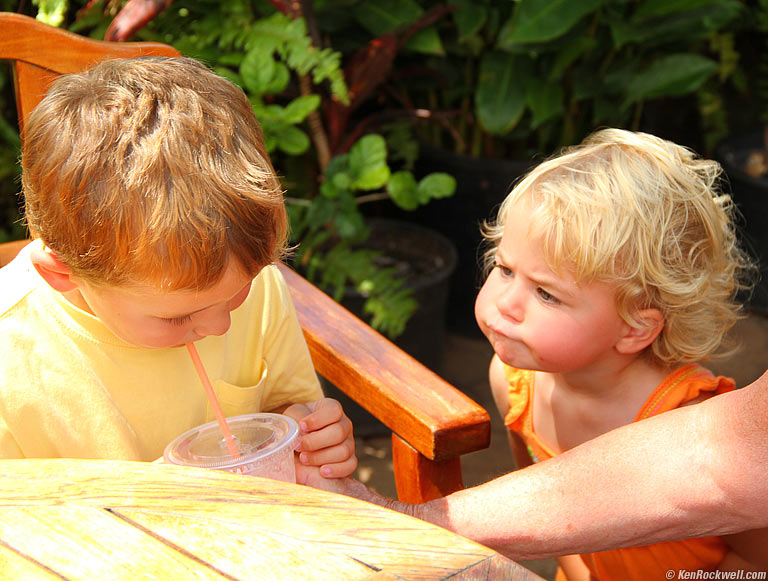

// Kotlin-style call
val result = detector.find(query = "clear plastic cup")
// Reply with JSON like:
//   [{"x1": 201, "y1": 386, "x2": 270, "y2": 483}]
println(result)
[{"x1": 163, "y1": 413, "x2": 300, "y2": 483}]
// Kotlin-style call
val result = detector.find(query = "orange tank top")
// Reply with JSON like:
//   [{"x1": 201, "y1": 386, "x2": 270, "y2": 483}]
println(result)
[{"x1": 504, "y1": 364, "x2": 736, "y2": 581}]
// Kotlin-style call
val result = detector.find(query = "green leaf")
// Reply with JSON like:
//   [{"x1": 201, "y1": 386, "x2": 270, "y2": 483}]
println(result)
[
  {"x1": 476, "y1": 53, "x2": 527, "y2": 135},
  {"x1": 549, "y1": 35, "x2": 597, "y2": 80},
  {"x1": 526, "y1": 80, "x2": 564, "y2": 128},
  {"x1": 352, "y1": 0, "x2": 423, "y2": 36},
  {"x1": 403, "y1": 26, "x2": 445, "y2": 56},
  {"x1": 454, "y1": 0, "x2": 487, "y2": 42},
  {"x1": 331, "y1": 170, "x2": 353, "y2": 191},
  {"x1": 387, "y1": 171, "x2": 420, "y2": 210},
  {"x1": 334, "y1": 211, "x2": 367, "y2": 241},
  {"x1": 609, "y1": 1, "x2": 742, "y2": 49},
  {"x1": 276, "y1": 126, "x2": 311, "y2": 155},
  {"x1": 354, "y1": 165, "x2": 391, "y2": 191},
  {"x1": 282, "y1": 95, "x2": 321, "y2": 124},
  {"x1": 262, "y1": 131, "x2": 278, "y2": 154},
  {"x1": 265, "y1": 62, "x2": 290, "y2": 94},
  {"x1": 320, "y1": 180, "x2": 341, "y2": 199},
  {"x1": 304, "y1": 196, "x2": 336, "y2": 233},
  {"x1": 624, "y1": 53, "x2": 718, "y2": 105},
  {"x1": 33, "y1": 0, "x2": 67, "y2": 27},
  {"x1": 240, "y1": 48, "x2": 277, "y2": 95},
  {"x1": 417, "y1": 173, "x2": 456, "y2": 204},
  {"x1": 363, "y1": 287, "x2": 418, "y2": 338},
  {"x1": 497, "y1": 0, "x2": 605, "y2": 46},
  {"x1": 348, "y1": 135, "x2": 391, "y2": 190},
  {"x1": 634, "y1": 0, "x2": 730, "y2": 19}
]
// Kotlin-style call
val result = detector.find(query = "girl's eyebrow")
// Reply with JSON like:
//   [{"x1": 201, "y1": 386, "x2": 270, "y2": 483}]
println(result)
[
  {"x1": 530, "y1": 273, "x2": 575, "y2": 299},
  {"x1": 496, "y1": 248, "x2": 576, "y2": 299}
]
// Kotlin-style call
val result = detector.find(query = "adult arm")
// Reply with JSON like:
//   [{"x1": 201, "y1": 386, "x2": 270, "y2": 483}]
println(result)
[{"x1": 322, "y1": 369, "x2": 768, "y2": 561}]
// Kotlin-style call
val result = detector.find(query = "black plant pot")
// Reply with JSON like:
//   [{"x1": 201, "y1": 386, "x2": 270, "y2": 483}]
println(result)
[
  {"x1": 322, "y1": 219, "x2": 458, "y2": 436},
  {"x1": 715, "y1": 130, "x2": 768, "y2": 313}
]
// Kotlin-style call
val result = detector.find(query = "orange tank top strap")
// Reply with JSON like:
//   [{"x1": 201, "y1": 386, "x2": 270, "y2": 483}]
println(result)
[
  {"x1": 634, "y1": 363, "x2": 736, "y2": 421},
  {"x1": 502, "y1": 366, "x2": 556, "y2": 464}
]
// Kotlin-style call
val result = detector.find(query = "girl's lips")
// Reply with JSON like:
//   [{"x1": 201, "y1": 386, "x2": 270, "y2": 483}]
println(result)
[{"x1": 483, "y1": 318, "x2": 518, "y2": 341}]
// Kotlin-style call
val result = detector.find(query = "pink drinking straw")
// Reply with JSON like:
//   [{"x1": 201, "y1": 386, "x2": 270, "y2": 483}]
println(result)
[{"x1": 185, "y1": 342, "x2": 240, "y2": 458}]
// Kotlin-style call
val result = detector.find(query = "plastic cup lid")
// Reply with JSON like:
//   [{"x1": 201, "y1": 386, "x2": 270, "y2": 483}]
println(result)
[{"x1": 163, "y1": 413, "x2": 299, "y2": 470}]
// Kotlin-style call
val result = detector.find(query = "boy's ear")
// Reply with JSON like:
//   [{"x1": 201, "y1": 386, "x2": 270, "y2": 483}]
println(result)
[
  {"x1": 616, "y1": 308, "x2": 665, "y2": 355},
  {"x1": 29, "y1": 246, "x2": 80, "y2": 292}
]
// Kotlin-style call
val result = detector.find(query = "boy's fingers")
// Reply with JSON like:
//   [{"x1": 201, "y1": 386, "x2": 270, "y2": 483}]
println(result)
[
  {"x1": 300, "y1": 398, "x2": 343, "y2": 431},
  {"x1": 319, "y1": 456, "x2": 359, "y2": 479},
  {"x1": 298, "y1": 417, "x2": 352, "y2": 452},
  {"x1": 281, "y1": 403, "x2": 311, "y2": 425},
  {"x1": 299, "y1": 438, "x2": 356, "y2": 467}
]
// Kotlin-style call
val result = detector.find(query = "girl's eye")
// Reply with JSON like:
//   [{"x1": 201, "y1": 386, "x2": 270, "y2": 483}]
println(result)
[
  {"x1": 537, "y1": 288, "x2": 560, "y2": 304},
  {"x1": 493, "y1": 261, "x2": 513, "y2": 278},
  {"x1": 165, "y1": 314, "x2": 192, "y2": 326}
]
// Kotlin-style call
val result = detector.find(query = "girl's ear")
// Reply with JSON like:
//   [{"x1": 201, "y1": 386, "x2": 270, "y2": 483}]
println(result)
[
  {"x1": 616, "y1": 308, "x2": 665, "y2": 355},
  {"x1": 29, "y1": 246, "x2": 79, "y2": 293}
]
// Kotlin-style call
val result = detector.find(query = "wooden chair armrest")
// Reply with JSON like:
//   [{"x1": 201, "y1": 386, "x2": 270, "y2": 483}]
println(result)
[{"x1": 277, "y1": 263, "x2": 491, "y2": 501}]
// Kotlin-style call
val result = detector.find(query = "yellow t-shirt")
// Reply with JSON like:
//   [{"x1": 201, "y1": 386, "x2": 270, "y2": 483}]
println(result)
[{"x1": 0, "y1": 241, "x2": 322, "y2": 460}]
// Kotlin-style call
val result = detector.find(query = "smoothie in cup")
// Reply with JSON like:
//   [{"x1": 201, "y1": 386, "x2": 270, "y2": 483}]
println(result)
[{"x1": 163, "y1": 413, "x2": 300, "y2": 483}]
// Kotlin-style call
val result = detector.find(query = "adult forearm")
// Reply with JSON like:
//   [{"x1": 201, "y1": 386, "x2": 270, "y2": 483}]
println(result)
[
  {"x1": 420, "y1": 378, "x2": 767, "y2": 560},
  {"x1": 332, "y1": 375, "x2": 767, "y2": 561}
]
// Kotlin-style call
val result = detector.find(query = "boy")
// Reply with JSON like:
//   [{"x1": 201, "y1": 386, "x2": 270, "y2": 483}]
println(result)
[{"x1": 0, "y1": 57, "x2": 356, "y2": 481}]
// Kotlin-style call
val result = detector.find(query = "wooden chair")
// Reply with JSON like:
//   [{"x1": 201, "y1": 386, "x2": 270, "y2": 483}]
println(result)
[{"x1": 0, "y1": 12, "x2": 490, "y2": 503}]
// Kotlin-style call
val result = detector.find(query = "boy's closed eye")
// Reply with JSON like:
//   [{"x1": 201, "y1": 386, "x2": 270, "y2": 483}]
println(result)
[{"x1": 164, "y1": 314, "x2": 193, "y2": 326}]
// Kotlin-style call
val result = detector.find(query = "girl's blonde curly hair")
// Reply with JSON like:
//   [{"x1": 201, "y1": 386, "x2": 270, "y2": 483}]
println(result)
[{"x1": 482, "y1": 128, "x2": 755, "y2": 365}]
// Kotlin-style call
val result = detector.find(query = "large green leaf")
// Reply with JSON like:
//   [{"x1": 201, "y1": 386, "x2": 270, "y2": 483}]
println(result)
[
  {"x1": 634, "y1": 0, "x2": 731, "y2": 19},
  {"x1": 497, "y1": 0, "x2": 605, "y2": 46},
  {"x1": 476, "y1": 53, "x2": 527, "y2": 135},
  {"x1": 610, "y1": 2, "x2": 742, "y2": 48},
  {"x1": 453, "y1": 0, "x2": 487, "y2": 42},
  {"x1": 526, "y1": 80, "x2": 564, "y2": 128},
  {"x1": 624, "y1": 53, "x2": 718, "y2": 105},
  {"x1": 352, "y1": 0, "x2": 423, "y2": 36}
]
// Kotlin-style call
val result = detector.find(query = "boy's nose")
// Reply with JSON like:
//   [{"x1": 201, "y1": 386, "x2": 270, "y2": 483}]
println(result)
[{"x1": 193, "y1": 312, "x2": 232, "y2": 338}]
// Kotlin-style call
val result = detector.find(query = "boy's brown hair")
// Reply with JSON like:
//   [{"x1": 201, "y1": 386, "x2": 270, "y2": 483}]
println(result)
[{"x1": 22, "y1": 56, "x2": 287, "y2": 290}]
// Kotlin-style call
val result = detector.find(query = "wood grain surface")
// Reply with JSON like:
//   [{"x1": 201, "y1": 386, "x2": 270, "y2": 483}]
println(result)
[{"x1": 0, "y1": 459, "x2": 541, "y2": 580}]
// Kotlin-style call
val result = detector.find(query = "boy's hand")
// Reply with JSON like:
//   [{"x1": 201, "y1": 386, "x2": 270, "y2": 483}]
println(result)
[{"x1": 282, "y1": 398, "x2": 357, "y2": 479}]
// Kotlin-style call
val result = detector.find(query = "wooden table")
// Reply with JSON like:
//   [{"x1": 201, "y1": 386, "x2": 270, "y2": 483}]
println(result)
[{"x1": 0, "y1": 459, "x2": 541, "y2": 580}]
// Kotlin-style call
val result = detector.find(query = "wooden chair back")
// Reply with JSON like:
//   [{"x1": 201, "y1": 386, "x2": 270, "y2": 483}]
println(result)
[{"x1": 0, "y1": 12, "x2": 490, "y2": 503}]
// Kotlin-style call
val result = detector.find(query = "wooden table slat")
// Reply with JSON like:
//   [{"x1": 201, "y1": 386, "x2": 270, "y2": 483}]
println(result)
[
  {"x1": 0, "y1": 507, "x2": 231, "y2": 579},
  {"x1": 0, "y1": 541, "x2": 64, "y2": 580}
]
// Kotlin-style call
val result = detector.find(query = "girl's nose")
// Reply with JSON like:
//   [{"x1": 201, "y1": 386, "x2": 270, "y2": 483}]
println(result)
[{"x1": 496, "y1": 281, "x2": 525, "y2": 323}]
